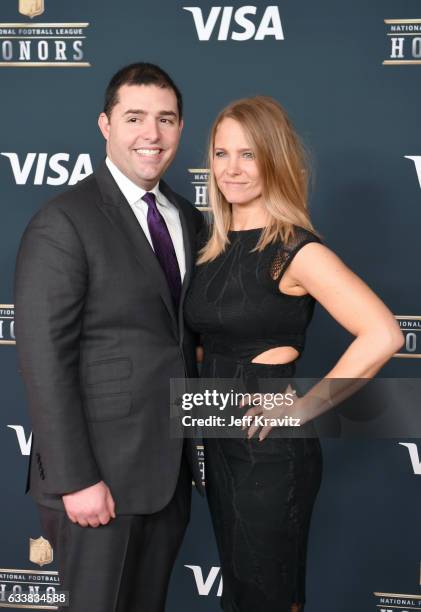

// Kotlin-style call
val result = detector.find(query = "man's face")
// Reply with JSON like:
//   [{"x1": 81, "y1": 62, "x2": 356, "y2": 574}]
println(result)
[{"x1": 98, "y1": 83, "x2": 183, "y2": 190}]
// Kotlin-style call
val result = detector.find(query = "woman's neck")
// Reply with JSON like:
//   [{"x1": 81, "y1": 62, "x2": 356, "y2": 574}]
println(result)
[{"x1": 230, "y1": 203, "x2": 268, "y2": 231}]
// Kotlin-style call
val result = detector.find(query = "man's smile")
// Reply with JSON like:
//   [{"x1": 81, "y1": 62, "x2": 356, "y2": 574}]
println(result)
[{"x1": 134, "y1": 147, "x2": 163, "y2": 157}]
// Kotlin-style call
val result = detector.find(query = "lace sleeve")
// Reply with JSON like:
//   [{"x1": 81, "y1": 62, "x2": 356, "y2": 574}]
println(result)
[{"x1": 270, "y1": 227, "x2": 323, "y2": 282}]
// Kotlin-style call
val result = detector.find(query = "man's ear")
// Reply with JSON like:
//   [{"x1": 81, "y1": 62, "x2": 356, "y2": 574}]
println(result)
[
  {"x1": 179, "y1": 118, "x2": 184, "y2": 134},
  {"x1": 98, "y1": 112, "x2": 110, "y2": 141}
]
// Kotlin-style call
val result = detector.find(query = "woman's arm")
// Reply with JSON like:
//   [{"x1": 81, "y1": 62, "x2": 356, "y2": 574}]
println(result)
[
  {"x1": 249, "y1": 242, "x2": 404, "y2": 440},
  {"x1": 285, "y1": 242, "x2": 404, "y2": 379},
  {"x1": 287, "y1": 242, "x2": 403, "y2": 425}
]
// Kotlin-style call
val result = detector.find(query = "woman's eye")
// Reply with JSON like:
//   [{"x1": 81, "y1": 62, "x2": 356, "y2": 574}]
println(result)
[
  {"x1": 243, "y1": 151, "x2": 255, "y2": 159},
  {"x1": 214, "y1": 151, "x2": 226, "y2": 158}
]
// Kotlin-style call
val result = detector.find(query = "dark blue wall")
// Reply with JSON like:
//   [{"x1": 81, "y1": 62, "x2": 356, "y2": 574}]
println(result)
[{"x1": 1, "y1": 1, "x2": 420, "y2": 610}]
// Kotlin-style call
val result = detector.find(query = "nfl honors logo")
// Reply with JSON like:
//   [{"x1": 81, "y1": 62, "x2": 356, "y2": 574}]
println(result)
[
  {"x1": 373, "y1": 563, "x2": 421, "y2": 609},
  {"x1": 0, "y1": 0, "x2": 91, "y2": 67},
  {"x1": 188, "y1": 168, "x2": 210, "y2": 210},
  {"x1": 384, "y1": 19, "x2": 421, "y2": 65},
  {"x1": 196, "y1": 444, "x2": 205, "y2": 485},
  {"x1": 0, "y1": 543, "x2": 59, "y2": 609},
  {"x1": 19, "y1": 0, "x2": 44, "y2": 19},
  {"x1": 395, "y1": 315, "x2": 421, "y2": 358},
  {"x1": 0, "y1": 304, "x2": 15, "y2": 345},
  {"x1": 29, "y1": 537, "x2": 53, "y2": 567}
]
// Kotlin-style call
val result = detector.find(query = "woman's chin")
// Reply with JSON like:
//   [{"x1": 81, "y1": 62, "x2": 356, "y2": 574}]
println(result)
[{"x1": 226, "y1": 197, "x2": 253, "y2": 207}]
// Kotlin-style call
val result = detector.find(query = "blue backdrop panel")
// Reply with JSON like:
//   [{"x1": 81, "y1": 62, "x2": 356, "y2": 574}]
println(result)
[{"x1": 0, "y1": 1, "x2": 420, "y2": 611}]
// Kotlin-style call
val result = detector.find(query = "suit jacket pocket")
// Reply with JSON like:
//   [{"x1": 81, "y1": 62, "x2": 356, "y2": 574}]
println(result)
[
  {"x1": 86, "y1": 357, "x2": 132, "y2": 385},
  {"x1": 84, "y1": 392, "x2": 131, "y2": 422}
]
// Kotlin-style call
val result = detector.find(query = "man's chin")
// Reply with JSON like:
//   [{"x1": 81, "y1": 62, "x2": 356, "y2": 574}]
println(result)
[{"x1": 129, "y1": 171, "x2": 162, "y2": 190}]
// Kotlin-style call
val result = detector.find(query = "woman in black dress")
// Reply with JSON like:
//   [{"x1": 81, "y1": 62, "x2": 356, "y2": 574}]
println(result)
[{"x1": 184, "y1": 96, "x2": 403, "y2": 612}]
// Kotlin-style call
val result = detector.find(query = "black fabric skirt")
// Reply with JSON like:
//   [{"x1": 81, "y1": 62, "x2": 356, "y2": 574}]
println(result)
[{"x1": 202, "y1": 353, "x2": 323, "y2": 612}]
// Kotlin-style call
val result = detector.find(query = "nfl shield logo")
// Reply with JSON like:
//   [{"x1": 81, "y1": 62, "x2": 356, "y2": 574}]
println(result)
[
  {"x1": 19, "y1": 0, "x2": 45, "y2": 18},
  {"x1": 29, "y1": 536, "x2": 53, "y2": 566}
]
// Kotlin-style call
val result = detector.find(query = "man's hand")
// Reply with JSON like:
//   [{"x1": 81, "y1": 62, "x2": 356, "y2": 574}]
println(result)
[{"x1": 62, "y1": 481, "x2": 116, "y2": 528}]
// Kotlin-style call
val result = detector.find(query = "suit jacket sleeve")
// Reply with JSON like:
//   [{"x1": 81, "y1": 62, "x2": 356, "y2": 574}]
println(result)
[{"x1": 14, "y1": 204, "x2": 101, "y2": 495}]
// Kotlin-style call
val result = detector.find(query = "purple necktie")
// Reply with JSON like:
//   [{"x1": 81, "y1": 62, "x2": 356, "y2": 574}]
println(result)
[{"x1": 142, "y1": 192, "x2": 182, "y2": 309}]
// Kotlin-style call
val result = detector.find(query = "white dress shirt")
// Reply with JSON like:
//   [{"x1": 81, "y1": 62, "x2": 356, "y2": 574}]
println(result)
[{"x1": 106, "y1": 157, "x2": 186, "y2": 281}]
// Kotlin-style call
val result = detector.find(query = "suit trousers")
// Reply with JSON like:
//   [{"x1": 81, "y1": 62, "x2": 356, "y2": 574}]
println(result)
[{"x1": 38, "y1": 456, "x2": 191, "y2": 612}]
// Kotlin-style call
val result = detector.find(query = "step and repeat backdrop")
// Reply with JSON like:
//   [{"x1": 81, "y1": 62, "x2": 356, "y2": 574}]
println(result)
[{"x1": 0, "y1": 1, "x2": 420, "y2": 611}]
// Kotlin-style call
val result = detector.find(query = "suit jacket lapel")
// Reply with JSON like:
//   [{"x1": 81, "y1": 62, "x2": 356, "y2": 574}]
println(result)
[{"x1": 94, "y1": 161, "x2": 179, "y2": 337}]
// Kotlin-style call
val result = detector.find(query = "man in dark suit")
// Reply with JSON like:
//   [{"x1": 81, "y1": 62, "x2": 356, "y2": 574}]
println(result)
[{"x1": 14, "y1": 62, "x2": 204, "y2": 612}]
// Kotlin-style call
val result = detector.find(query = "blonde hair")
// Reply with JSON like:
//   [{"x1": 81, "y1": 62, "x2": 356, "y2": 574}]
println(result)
[{"x1": 198, "y1": 96, "x2": 318, "y2": 264}]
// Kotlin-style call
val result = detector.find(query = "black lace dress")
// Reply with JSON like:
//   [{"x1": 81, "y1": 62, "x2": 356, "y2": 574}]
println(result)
[{"x1": 184, "y1": 226, "x2": 323, "y2": 612}]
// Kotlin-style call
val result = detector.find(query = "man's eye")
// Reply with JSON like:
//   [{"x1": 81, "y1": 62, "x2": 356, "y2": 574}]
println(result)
[
  {"x1": 160, "y1": 118, "x2": 175, "y2": 124},
  {"x1": 128, "y1": 117, "x2": 140, "y2": 123}
]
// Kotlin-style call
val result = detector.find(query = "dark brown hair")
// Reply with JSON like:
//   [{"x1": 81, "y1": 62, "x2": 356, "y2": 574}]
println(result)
[{"x1": 103, "y1": 62, "x2": 183, "y2": 120}]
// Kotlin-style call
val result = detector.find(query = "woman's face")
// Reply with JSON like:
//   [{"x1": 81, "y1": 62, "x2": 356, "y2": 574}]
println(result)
[{"x1": 213, "y1": 117, "x2": 263, "y2": 208}]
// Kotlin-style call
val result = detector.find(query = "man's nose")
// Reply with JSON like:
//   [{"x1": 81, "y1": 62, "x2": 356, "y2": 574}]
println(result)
[{"x1": 141, "y1": 118, "x2": 160, "y2": 142}]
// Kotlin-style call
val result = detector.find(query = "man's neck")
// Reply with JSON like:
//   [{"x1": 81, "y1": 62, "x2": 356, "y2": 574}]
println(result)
[{"x1": 105, "y1": 156, "x2": 159, "y2": 194}]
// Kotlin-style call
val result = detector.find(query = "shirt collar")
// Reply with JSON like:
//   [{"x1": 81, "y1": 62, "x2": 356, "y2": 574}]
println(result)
[{"x1": 105, "y1": 157, "x2": 165, "y2": 207}]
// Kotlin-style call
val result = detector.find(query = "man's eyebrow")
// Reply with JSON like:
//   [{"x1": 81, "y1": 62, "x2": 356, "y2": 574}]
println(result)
[
  {"x1": 122, "y1": 109, "x2": 178, "y2": 118},
  {"x1": 123, "y1": 109, "x2": 146, "y2": 116},
  {"x1": 157, "y1": 110, "x2": 178, "y2": 117}
]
